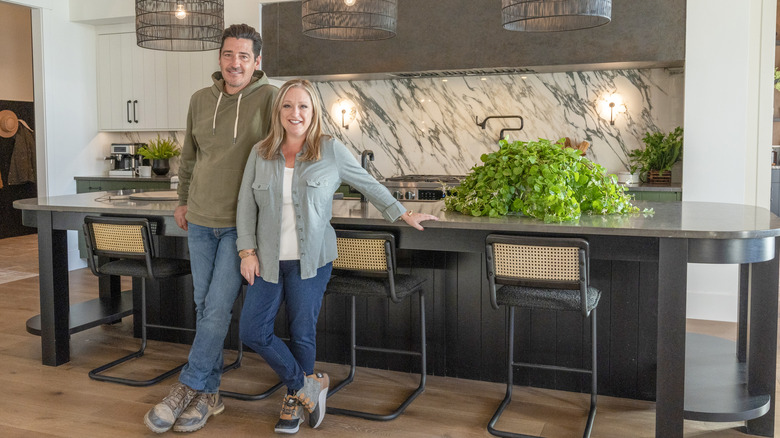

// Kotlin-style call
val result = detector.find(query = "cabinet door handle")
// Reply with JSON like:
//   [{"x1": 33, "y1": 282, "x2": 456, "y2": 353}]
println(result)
[
  {"x1": 133, "y1": 100, "x2": 138, "y2": 123},
  {"x1": 126, "y1": 100, "x2": 132, "y2": 123}
]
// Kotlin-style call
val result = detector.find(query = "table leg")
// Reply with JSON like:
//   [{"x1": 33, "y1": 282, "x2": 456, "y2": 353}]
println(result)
[
  {"x1": 737, "y1": 264, "x2": 749, "y2": 362},
  {"x1": 745, "y1": 239, "x2": 779, "y2": 436},
  {"x1": 656, "y1": 238, "x2": 688, "y2": 437},
  {"x1": 37, "y1": 210, "x2": 71, "y2": 366}
]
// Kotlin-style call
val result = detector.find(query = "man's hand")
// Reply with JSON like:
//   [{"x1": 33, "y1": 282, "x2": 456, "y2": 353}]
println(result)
[{"x1": 174, "y1": 205, "x2": 188, "y2": 231}]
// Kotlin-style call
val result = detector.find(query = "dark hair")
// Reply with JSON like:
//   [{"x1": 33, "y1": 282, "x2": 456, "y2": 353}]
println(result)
[{"x1": 221, "y1": 24, "x2": 262, "y2": 58}]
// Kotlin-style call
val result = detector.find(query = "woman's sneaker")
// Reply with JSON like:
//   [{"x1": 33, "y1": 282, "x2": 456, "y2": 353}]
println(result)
[
  {"x1": 275, "y1": 395, "x2": 304, "y2": 434},
  {"x1": 295, "y1": 372, "x2": 329, "y2": 429}
]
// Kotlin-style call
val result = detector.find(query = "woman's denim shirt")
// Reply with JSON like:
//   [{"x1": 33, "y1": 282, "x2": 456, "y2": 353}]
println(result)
[{"x1": 236, "y1": 137, "x2": 405, "y2": 283}]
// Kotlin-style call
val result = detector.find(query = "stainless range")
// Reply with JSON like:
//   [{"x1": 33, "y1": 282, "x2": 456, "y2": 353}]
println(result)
[{"x1": 381, "y1": 175, "x2": 465, "y2": 201}]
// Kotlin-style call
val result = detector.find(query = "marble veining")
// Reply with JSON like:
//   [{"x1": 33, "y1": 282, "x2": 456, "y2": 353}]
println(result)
[{"x1": 313, "y1": 68, "x2": 684, "y2": 179}]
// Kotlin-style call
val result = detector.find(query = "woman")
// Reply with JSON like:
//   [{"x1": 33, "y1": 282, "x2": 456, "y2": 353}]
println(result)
[{"x1": 235, "y1": 79, "x2": 437, "y2": 435}]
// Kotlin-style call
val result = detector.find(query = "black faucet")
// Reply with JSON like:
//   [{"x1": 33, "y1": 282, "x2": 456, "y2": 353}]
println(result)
[
  {"x1": 476, "y1": 115, "x2": 524, "y2": 142},
  {"x1": 361, "y1": 149, "x2": 374, "y2": 171},
  {"x1": 358, "y1": 149, "x2": 374, "y2": 201}
]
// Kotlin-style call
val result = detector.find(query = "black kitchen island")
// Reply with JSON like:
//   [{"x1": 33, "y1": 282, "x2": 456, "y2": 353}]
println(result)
[{"x1": 14, "y1": 193, "x2": 780, "y2": 437}]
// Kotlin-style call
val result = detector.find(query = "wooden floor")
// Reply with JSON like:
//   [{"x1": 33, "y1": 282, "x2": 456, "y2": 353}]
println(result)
[{"x1": 0, "y1": 233, "x2": 775, "y2": 437}]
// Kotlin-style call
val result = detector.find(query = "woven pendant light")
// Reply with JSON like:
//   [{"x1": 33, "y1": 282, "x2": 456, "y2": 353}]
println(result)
[
  {"x1": 136, "y1": 0, "x2": 224, "y2": 51},
  {"x1": 502, "y1": 0, "x2": 611, "y2": 32},
  {"x1": 302, "y1": 0, "x2": 397, "y2": 41}
]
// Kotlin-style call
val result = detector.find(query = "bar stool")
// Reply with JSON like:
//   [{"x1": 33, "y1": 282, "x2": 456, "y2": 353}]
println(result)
[
  {"x1": 485, "y1": 234, "x2": 601, "y2": 438},
  {"x1": 325, "y1": 229, "x2": 427, "y2": 421},
  {"x1": 83, "y1": 215, "x2": 192, "y2": 387}
]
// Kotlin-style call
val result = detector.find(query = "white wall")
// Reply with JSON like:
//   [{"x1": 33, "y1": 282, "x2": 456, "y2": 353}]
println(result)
[
  {"x1": 683, "y1": 0, "x2": 776, "y2": 321},
  {"x1": 0, "y1": 2, "x2": 34, "y2": 101},
  {"x1": 3, "y1": 0, "x2": 101, "y2": 267}
]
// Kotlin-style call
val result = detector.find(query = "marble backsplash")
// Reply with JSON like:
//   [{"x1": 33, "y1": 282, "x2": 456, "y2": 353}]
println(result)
[
  {"x1": 113, "y1": 68, "x2": 684, "y2": 181},
  {"x1": 313, "y1": 68, "x2": 685, "y2": 179}
]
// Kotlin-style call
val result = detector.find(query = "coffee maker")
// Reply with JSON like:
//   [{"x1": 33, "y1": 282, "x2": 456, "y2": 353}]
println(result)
[{"x1": 107, "y1": 143, "x2": 143, "y2": 176}]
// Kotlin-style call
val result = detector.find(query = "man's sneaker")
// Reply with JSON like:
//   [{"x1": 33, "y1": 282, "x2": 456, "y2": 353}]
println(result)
[
  {"x1": 144, "y1": 382, "x2": 198, "y2": 433},
  {"x1": 295, "y1": 372, "x2": 329, "y2": 429},
  {"x1": 173, "y1": 392, "x2": 225, "y2": 433},
  {"x1": 274, "y1": 394, "x2": 304, "y2": 434}
]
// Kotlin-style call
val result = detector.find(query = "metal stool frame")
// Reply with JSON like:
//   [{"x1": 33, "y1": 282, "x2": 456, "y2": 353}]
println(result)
[
  {"x1": 325, "y1": 229, "x2": 427, "y2": 421},
  {"x1": 485, "y1": 234, "x2": 599, "y2": 438},
  {"x1": 83, "y1": 215, "x2": 192, "y2": 387}
]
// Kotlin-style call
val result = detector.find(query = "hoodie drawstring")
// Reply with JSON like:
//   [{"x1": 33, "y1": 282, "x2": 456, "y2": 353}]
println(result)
[
  {"x1": 211, "y1": 91, "x2": 242, "y2": 144},
  {"x1": 233, "y1": 93, "x2": 242, "y2": 144},
  {"x1": 212, "y1": 92, "x2": 223, "y2": 135}
]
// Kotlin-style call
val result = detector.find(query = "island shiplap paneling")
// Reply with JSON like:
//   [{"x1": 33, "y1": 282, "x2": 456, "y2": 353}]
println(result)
[{"x1": 141, "y1": 233, "x2": 659, "y2": 401}]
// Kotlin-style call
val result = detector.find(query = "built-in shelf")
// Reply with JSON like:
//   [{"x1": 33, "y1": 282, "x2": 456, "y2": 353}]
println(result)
[
  {"x1": 684, "y1": 333, "x2": 771, "y2": 422},
  {"x1": 25, "y1": 290, "x2": 133, "y2": 336}
]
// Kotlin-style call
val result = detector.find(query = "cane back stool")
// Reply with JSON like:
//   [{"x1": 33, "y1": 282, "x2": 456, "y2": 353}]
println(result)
[
  {"x1": 485, "y1": 234, "x2": 601, "y2": 438},
  {"x1": 324, "y1": 229, "x2": 427, "y2": 421},
  {"x1": 83, "y1": 215, "x2": 193, "y2": 386}
]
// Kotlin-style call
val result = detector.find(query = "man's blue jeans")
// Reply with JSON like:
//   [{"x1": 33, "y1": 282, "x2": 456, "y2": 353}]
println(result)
[
  {"x1": 178, "y1": 223, "x2": 243, "y2": 394},
  {"x1": 239, "y1": 260, "x2": 332, "y2": 392}
]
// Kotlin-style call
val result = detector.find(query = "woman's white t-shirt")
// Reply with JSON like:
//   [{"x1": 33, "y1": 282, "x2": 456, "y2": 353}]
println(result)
[{"x1": 279, "y1": 166, "x2": 300, "y2": 260}]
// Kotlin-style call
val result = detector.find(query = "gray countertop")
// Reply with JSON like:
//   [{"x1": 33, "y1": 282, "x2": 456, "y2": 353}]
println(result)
[
  {"x1": 623, "y1": 183, "x2": 682, "y2": 192},
  {"x1": 74, "y1": 175, "x2": 173, "y2": 182},
  {"x1": 13, "y1": 192, "x2": 780, "y2": 240}
]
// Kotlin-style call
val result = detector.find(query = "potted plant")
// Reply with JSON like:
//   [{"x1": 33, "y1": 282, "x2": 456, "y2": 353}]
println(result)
[
  {"x1": 138, "y1": 135, "x2": 181, "y2": 176},
  {"x1": 775, "y1": 67, "x2": 780, "y2": 91},
  {"x1": 628, "y1": 127, "x2": 683, "y2": 186}
]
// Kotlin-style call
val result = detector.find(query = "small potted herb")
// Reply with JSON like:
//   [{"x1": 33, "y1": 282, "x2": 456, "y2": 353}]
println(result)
[
  {"x1": 138, "y1": 135, "x2": 181, "y2": 176},
  {"x1": 628, "y1": 127, "x2": 683, "y2": 186},
  {"x1": 775, "y1": 67, "x2": 780, "y2": 91}
]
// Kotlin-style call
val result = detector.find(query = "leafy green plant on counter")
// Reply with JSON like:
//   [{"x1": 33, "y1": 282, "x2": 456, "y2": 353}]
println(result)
[
  {"x1": 627, "y1": 127, "x2": 683, "y2": 174},
  {"x1": 444, "y1": 138, "x2": 639, "y2": 223},
  {"x1": 138, "y1": 135, "x2": 181, "y2": 160},
  {"x1": 775, "y1": 67, "x2": 780, "y2": 92}
]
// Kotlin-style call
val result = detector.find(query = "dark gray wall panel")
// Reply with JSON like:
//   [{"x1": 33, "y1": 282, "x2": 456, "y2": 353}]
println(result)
[{"x1": 261, "y1": 0, "x2": 685, "y2": 80}]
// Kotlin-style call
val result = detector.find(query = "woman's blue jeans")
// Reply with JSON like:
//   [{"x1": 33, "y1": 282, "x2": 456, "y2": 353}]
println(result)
[
  {"x1": 178, "y1": 223, "x2": 243, "y2": 394},
  {"x1": 239, "y1": 260, "x2": 332, "y2": 392}
]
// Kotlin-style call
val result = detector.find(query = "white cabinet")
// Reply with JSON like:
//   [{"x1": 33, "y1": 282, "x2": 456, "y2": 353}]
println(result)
[{"x1": 97, "y1": 33, "x2": 216, "y2": 131}]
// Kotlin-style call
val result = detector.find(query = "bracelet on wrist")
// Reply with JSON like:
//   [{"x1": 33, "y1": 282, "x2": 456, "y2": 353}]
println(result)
[
  {"x1": 239, "y1": 249, "x2": 256, "y2": 259},
  {"x1": 406, "y1": 210, "x2": 414, "y2": 217}
]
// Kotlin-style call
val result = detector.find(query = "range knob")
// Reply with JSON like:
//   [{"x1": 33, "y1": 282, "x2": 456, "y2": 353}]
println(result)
[
  {"x1": 393, "y1": 191, "x2": 404, "y2": 200},
  {"x1": 405, "y1": 191, "x2": 416, "y2": 200}
]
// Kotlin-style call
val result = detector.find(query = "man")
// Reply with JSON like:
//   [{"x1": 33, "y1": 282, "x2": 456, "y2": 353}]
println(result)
[{"x1": 144, "y1": 23, "x2": 278, "y2": 434}]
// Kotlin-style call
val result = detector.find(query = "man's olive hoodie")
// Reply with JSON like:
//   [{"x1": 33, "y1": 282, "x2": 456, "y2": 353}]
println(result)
[{"x1": 177, "y1": 70, "x2": 278, "y2": 228}]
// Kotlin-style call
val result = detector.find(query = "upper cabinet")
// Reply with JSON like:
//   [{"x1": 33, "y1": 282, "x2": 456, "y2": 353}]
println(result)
[
  {"x1": 261, "y1": 0, "x2": 686, "y2": 81},
  {"x1": 97, "y1": 32, "x2": 217, "y2": 131}
]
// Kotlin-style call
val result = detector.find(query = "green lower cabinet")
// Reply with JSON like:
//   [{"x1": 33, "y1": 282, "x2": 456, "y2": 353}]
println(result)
[
  {"x1": 76, "y1": 179, "x2": 171, "y2": 193},
  {"x1": 627, "y1": 190, "x2": 682, "y2": 202}
]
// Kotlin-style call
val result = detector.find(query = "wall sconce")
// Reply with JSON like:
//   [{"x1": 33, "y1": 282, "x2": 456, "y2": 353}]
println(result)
[
  {"x1": 332, "y1": 99, "x2": 357, "y2": 129},
  {"x1": 600, "y1": 93, "x2": 626, "y2": 125}
]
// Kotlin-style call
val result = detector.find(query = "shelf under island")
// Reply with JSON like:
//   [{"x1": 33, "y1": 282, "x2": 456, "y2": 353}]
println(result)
[{"x1": 14, "y1": 193, "x2": 780, "y2": 438}]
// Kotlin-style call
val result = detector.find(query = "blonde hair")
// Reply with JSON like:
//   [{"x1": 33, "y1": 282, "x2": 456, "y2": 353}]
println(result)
[{"x1": 257, "y1": 79, "x2": 325, "y2": 161}]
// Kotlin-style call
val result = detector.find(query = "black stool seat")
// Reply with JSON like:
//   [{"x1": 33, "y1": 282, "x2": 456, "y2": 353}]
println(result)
[
  {"x1": 325, "y1": 229, "x2": 427, "y2": 421},
  {"x1": 326, "y1": 273, "x2": 424, "y2": 300},
  {"x1": 497, "y1": 285, "x2": 600, "y2": 312},
  {"x1": 98, "y1": 258, "x2": 191, "y2": 279}
]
